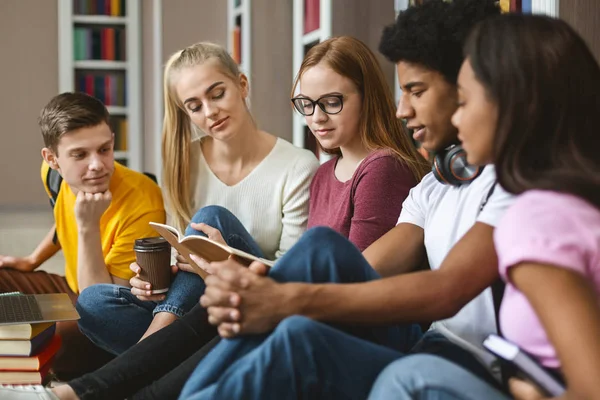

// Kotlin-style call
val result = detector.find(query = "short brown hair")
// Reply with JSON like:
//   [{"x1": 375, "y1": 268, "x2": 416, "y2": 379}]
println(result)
[{"x1": 39, "y1": 92, "x2": 109, "y2": 152}]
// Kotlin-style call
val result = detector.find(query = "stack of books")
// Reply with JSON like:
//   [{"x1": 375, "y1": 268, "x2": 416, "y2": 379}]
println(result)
[{"x1": 0, "y1": 322, "x2": 61, "y2": 384}]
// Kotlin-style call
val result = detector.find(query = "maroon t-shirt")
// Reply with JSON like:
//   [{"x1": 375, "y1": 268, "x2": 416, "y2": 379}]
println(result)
[{"x1": 307, "y1": 150, "x2": 418, "y2": 251}]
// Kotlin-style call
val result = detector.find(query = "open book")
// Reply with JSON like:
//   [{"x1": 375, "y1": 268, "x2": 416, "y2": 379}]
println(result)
[{"x1": 150, "y1": 222, "x2": 274, "y2": 280}]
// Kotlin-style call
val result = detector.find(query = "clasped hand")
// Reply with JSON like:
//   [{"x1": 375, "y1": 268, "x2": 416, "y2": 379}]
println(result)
[{"x1": 200, "y1": 258, "x2": 288, "y2": 338}]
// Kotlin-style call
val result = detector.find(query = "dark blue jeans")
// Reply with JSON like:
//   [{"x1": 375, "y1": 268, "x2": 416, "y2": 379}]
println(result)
[
  {"x1": 76, "y1": 205, "x2": 264, "y2": 355},
  {"x1": 179, "y1": 227, "x2": 424, "y2": 400}
]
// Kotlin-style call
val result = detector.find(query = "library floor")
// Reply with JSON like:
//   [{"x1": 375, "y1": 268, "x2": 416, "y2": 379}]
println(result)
[{"x1": 0, "y1": 209, "x2": 64, "y2": 276}]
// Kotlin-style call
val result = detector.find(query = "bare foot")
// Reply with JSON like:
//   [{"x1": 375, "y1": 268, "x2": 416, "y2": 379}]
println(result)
[
  {"x1": 52, "y1": 384, "x2": 79, "y2": 400},
  {"x1": 139, "y1": 312, "x2": 179, "y2": 342}
]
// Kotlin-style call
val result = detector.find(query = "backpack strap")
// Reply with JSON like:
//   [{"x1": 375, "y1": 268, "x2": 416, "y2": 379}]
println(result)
[
  {"x1": 45, "y1": 168, "x2": 63, "y2": 245},
  {"x1": 479, "y1": 180, "x2": 508, "y2": 385}
]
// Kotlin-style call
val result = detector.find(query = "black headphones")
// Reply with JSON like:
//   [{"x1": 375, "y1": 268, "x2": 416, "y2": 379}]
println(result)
[{"x1": 432, "y1": 144, "x2": 482, "y2": 186}]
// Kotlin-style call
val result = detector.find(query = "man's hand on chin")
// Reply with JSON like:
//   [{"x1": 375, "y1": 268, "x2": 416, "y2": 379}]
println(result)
[
  {"x1": 75, "y1": 190, "x2": 112, "y2": 228},
  {"x1": 200, "y1": 259, "x2": 295, "y2": 338}
]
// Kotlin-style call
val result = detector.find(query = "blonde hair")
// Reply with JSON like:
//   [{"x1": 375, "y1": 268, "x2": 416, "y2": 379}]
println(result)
[
  {"x1": 162, "y1": 42, "x2": 241, "y2": 231},
  {"x1": 292, "y1": 36, "x2": 429, "y2": 182}
]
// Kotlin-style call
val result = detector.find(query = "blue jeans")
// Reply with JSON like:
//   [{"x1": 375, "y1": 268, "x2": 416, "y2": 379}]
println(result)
[
  {"x1": 76, "y1": 205, "x2": 264, "y2": 355},
  {"x1": 179, "y1": 227, "x2": 423, "y2": 400},
  {"x1": 368, "y1": 354, "x2": 510, "y2": 400}
]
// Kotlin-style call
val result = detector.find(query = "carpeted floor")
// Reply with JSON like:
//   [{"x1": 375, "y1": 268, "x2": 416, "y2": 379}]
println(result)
[{"x1": 0, "y1": 209, "x2": 64, "y2": 276}]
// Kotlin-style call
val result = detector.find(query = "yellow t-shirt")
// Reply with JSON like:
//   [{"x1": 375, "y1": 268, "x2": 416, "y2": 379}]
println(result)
[{"x1": 41, "y1": 162, "x2": 166, "y2": 293}]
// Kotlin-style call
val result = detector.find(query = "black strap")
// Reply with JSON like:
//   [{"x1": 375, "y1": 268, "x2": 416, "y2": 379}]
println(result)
[
  {"x1": 46, "y1": 168, "x2": 63, "y2": 208},
  {"x1": 45, "y1": 168, "x2": 63, "y2": 245},
  {"x1": 479, "y1": 180, "x2": 508, "y2": 384}
]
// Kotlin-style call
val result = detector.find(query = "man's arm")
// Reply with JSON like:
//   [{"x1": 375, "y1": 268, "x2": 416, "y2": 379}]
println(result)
[
  {"x1": 203, "y1": 222, "x2": 499, "y2": 336},
  {"x1": 0, "y1": 224, "x2": 61, "y2": 272},
  {"x1": 75, "y1": 191, "x2": 129, "y2": 290},
  {"x1": 293, "y1": 222, "x2": 498, "y2": 324},
  {"x1": 77, "y1": 220, "x2": 128, "y2": 290},
  {"x1": 362, "y1": 223, "x2": 426, "y2": 277}
]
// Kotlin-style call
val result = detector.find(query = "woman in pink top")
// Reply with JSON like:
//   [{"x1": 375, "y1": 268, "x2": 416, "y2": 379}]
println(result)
[
  {"x1": 368, "y1": 14, "x2": 600, "y2": 400},
  {"x1": 291, "y1": 36, "x2": 429, "y2": 251}
]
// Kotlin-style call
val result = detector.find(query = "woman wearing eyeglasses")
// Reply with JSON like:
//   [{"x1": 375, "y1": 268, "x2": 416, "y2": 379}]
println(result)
[{"x1": 292, "y1": 36, "x2": 429, "y2": 251}]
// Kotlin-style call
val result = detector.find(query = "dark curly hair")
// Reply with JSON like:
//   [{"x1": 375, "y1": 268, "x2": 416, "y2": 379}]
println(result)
[{"x1": 379, "y1": 0, "x2": 500, "y2": 84}]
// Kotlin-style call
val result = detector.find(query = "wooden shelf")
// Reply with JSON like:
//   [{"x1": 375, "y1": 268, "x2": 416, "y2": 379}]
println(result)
[
  {"x1": 74, "y1": 60, "x2": 128, "y2": 70},
  {"x1": 107, "y1": 106, "x2": 128, "y2": 115},
  {"x1": 73, "y1": 15, "x2": 128, "y2": 24},
  {"x1": 301, "y1": 29, "x2": 322, "y2": 46}
]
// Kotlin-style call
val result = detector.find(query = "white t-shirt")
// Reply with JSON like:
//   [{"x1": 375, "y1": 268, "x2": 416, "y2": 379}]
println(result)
[
  {"x1": 184, "y1": 137, "x2": 319, "y2": 260},
  {"x1": 397, "y1": 166, "x2": 514, "y2": 368}
]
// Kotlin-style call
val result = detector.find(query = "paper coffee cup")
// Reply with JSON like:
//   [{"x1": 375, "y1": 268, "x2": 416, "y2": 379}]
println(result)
[{"x1": 134, "y1": 237, "x2": 172, "y2": 294}]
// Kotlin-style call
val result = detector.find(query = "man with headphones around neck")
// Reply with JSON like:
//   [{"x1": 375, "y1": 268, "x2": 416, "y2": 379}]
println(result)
[{"x1": 0, "y1": 92, "x2": 165, "y2": 379}]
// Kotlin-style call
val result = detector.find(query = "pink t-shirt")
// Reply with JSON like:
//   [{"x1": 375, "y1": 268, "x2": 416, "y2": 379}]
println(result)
[
  {"x1": 307, "y1": 150, "x2": 417, "y2": 251},
  {"x1": 496, "y1": 190, "x2": 600, "y2": 368}
]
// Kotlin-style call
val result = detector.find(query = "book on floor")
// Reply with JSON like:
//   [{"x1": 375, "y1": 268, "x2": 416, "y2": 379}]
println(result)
[
  {"x1": 483, "y1": 334, "x2": 565, "y2": 396},
  {"x1": 0, "y1": 334, "x2": 61, "y2": 371},
  {"x1": 0, "y1": 321, "x2": 55, "y2": 340},
  {"x1": 0, "y1": 323, "x2": 56, "y2": 356},
  {"x1": 0, "y1": 361, "x2": 53, "y2": 385},
  {"x1": 150, "y1": 222, "x2": 274, "y2": 280}
]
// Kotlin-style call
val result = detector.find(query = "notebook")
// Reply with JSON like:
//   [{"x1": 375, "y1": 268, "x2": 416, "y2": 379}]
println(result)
[
  {"x1": 0, "y1": 294, "x2": 79, "y2": 326},
  {"x1": 483, "y1": 334, "x2": 566, "y2": 396}
]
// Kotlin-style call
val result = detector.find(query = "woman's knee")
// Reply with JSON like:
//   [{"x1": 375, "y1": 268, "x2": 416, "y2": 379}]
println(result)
[
  {"x1": 77, "y1": 284, "x2": 118, "y2": 311},
  {"x1": 275, "y1": 315, "x2": 322, "y2": 337},
  {"x1": 375, "y1": 354, "x2": 450, "y2": 388},
  {"x1": 301, "y1": 226, "x2": 349, "y2": 247},
  {"x1": 190, "y1": 205, "x2": 234, "y2": 224}
]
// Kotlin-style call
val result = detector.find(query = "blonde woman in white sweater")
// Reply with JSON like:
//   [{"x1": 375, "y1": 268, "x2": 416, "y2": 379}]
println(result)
[{"x1": 75, "y1": 42, "x2": 319, "y2": 357}]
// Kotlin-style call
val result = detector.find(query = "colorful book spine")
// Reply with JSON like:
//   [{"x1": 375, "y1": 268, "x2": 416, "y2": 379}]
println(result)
[
  {"x1": 232, "y1": 26, "x2": 241, "y2": 64},
  {"x1": 303, "y1": 0, "x2": 320, "y2": 34}
]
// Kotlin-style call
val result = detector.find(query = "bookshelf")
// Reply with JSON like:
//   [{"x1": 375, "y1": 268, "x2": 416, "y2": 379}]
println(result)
[
  {"x1": 58, "y1": 0, "x2": 142, "y2": 171},
  {"x1": 292, "y1": 0, "x2": 332, "y2": 164},
  {"x1": 227, "y1": 0, "x2": 251, "y2": 79}
]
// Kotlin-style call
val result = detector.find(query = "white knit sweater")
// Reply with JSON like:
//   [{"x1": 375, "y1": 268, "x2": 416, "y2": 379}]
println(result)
[{"x1": 184, "y1": 137, "x2": 319, "y2": 260}]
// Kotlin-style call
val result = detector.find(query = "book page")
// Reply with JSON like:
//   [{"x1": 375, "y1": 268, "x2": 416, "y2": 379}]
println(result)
[{"x1": 150, "y1": 222, "x2": 208, "y2": 279}]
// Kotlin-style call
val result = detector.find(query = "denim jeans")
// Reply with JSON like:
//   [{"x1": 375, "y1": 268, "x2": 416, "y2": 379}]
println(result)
[
  {"x1": 76, "y1": 205, "x2": 264, "y2": 355},
  {"x1": 179, "y1": 227, "x2": 424, "y2": 400},
  {"x1": 368, "y1": 354, "x2": 510, "y2": 400}
]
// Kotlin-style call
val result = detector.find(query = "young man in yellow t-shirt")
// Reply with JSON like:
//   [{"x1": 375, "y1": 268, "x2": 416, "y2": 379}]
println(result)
[{"x1": 0, "y1": 92, "x2": 166, "y2": 378}]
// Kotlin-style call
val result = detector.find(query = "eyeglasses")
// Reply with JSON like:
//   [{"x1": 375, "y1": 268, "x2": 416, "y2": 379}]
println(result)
[{"x1": 291, "y1": 94, "x2": 344, "y2": 116}]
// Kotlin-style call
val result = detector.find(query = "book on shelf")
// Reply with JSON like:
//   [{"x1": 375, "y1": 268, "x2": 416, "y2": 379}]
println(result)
[
  {"x1": 0, "y1": 335, "x2": 61, "y2": 372},
  {"x1": 77, "y1": 73, "x2": 126, "y2": 106},
  {"x1": 150, "y1": 222, "x2": 274, "y2": 280},
  {"x1": 303, "y1": 0, "x2": 320, "y2": 34},
  {"x1": 73, "y1": 27, "x2": 126, "y2": 61},
  {"x1": 0, "y1": 324, "x2": 56, "y2": 357},
  {"x1": 73, "y1": 0, "x2": 126, "y2": 16},
  {"x1": 113, "y1": 118, "x2": 128, "y2": 151},
  {"x1": 232, "y1": 25, "x2": 241, "y2": 64},
  {"x1": 0, "y1": 321, "x2": 54, "y2": 341}
]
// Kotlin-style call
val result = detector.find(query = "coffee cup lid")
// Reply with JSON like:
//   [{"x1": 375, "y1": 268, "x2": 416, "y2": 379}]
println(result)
[{"x1": 134, "y1": 237, "x2": 170, "y2": 251}]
